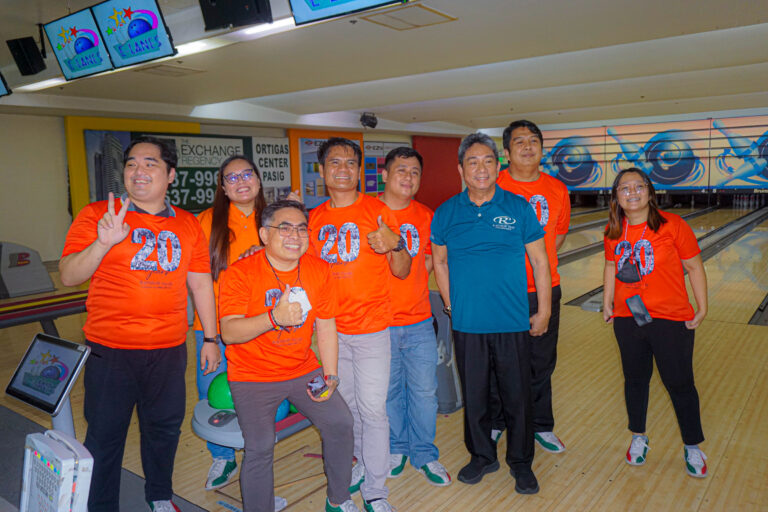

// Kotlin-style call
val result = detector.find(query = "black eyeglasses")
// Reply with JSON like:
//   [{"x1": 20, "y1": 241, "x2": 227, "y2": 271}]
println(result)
[
  {"x1": 266, "y1": 223, "x2": 310, "y2": 238},
  {"x1": 222, "y1": 169, "x2": 256, "y2": 184}
]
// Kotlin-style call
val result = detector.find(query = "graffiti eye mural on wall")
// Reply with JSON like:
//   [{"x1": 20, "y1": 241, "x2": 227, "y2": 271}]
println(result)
[
  {"x1": 712, "y1": 120, "x2": 768, "y2": 187},
  {"x1": 542, "y1": 137, "x2": 602, "y2": 187}
]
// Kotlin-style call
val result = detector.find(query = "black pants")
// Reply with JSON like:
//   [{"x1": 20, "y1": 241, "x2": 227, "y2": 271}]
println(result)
[
  {"x1": 613, "y1": 317, "x2": 704, "y2": 445},
  {"x1": 84, "y1": 341, "x2": 187, "y2": 511},
  {"x1": 490, "y1": 286, "x2": 561, "y2": 432},
  {"x1": 453, "y1": 330, "x2": 533, "y2": 471}
]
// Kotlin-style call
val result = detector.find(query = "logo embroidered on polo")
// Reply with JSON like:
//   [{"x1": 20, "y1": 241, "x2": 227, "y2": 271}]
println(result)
[{"x1": 492, "y1": 216, "x2": 516, "y2": 230}]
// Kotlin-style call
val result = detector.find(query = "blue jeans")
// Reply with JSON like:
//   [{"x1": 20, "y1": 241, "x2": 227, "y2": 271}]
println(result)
[
  {"x1": 386, "y1": 319, "x2": 440, "y2": 468},
  {"x1": 195, "y1": 330, "x2": 235, "y2": 460}
]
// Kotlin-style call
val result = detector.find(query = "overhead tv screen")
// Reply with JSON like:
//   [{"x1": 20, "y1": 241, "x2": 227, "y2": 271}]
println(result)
[
  {"x1": 0, "y1": 72, "x2": 10, "y2": 97},
  {"x1": 92, "y1": 0, "x2": 176, "y2": 69},
  {"x1": 43, "y1": 9, "x2": 115, "y2": 80},
  {"x1": 290, "y1": 0, "x2": 404, "y2": 25}
]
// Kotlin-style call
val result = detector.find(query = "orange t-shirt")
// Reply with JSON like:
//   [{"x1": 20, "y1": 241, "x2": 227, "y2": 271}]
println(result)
[
  {"x1": 497, "y1": 171, "x2": 571, "y2": 291},
  {"x1": 308, "y1": 194, "x2": 398, "y2": 334},
  {"x1": 388, "y1": 200, "x2": 433, "y2": 326},
  {"x1": 61, "y1": 199, "x2": 210, "y2": 349},
  {"x1": 218, "y1": 251, "x2": 337, "y2": 382},
  {"x1": 604, "y1": 211, "x2": 700, "y2": 321},
  {"x1": 192, "y1": 203, "x2": 261, "y2": 332}
]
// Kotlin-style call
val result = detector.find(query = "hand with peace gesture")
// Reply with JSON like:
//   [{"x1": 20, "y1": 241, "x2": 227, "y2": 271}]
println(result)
[
  {"x1": 272, "y1": 284, "x2": 304, "y2": 328},
  {"x1": 97, "y1": 192, "x2": 131, "y2": 249},
  {"x1": 367, "y1": 215, "x2": 401, "y2": 254}
]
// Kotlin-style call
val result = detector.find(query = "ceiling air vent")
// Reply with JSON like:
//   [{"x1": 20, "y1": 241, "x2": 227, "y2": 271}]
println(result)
[{"x1": 362, "y1": 3, "x2": 456, "y2": 30}]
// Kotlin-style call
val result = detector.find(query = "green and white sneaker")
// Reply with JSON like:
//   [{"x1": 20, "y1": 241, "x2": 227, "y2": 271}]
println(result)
[
  {"x1": 417, "y1": 461, "x2": 452, "y2": 487},
  {"x1": 364, "y1": 498, "x2": 396, "y2": 512},
  {"x1": 491, "y1": 429, "x2": 503, "y2": 444},
  {"x1": 534, "y1": 432, "x2": 566, "y2": 453},
  {"x1": 388, "y1": 454, "x2": 407, "y2": 478},
  {"x1": 626, "y1": 435, "x2": 650, "y2": 465},
  {"x1": 684, "y1": 446, "x2": 708, "y2": 478},
  {"x1": 205, "y1": 458, "x2": 238, "y2": 490},
  {"x1": 349, "y1": 463, "x2": 365, "y2": 494},
  {"x1": 326, "y1": 498, "x2": 361, "y2": 511},
  {"x1": 147, "y1": 500, "x2": 180, "y2": 512}
]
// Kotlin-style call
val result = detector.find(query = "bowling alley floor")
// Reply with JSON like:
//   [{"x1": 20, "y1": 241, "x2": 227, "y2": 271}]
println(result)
[{"x1": 2, "y1": 216, "x2": 767, "y2": 511}]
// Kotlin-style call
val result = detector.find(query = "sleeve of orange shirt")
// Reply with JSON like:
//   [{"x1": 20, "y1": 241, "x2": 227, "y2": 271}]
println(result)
[
  {"x1": 218, "y1": 258, "x2": 253, "y2": 319},
  {"x1": 673, "y1": 215, "x2": 701, "y2": 259},
  {"x1": 187, "y1": 217, "x2": 212, "y2": 273},
  {"x1": 556, "y1": 186, "x2": 571, "y2": 235},
  {"x1": 62, "y1": 203, "x2": 102, "y2": 257},
  {"x1": 309, "y1": 256, "x2": 338, "y2": 320}
]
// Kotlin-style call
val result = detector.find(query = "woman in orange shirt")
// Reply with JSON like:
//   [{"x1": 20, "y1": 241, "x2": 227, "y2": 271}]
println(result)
[
  {"x1": 194, "y1": 155, "x2": 266, "y2": 491},
  {"x1": 603, "y1": 168, "x2": 709, "y2": 478}
]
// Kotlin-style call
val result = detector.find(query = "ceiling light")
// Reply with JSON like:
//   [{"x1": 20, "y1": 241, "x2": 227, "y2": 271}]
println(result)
[{"x1": 15, "y1": 78, "x2": 66, "y2": 92}]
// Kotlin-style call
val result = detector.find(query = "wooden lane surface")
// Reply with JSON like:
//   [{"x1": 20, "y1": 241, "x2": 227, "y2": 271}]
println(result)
[{"x1": 690, "y1": 218, "x2": 768, "y2": 324}]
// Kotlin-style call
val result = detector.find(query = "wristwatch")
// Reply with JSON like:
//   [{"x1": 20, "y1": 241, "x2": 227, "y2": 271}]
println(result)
[
  {"x1": 442, "y1": 305, "x2": 452, "y2": 316},
  {"x1": 203, "y1": 334, "x2": 222, "y2": 344},
  {"x1": 324, "y1": 375, "x2": 340, "y2": 385},
  {"x1": 392, "y1": 236, "x2": 407, "y2": 252}
]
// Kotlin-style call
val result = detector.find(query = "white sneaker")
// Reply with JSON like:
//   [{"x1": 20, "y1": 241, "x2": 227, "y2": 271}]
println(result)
[
  {"x1": 417, "y1": 460, "x2": 452, "y2": 487},
  {"x1": 205, "y1": 458, "x2": 238, "y2": 490},
  {"x1": 626, "y1": 435, "x2": 650, "y2": 465},
  {"x1": 349, "y1": 463, "x2": 365, "y2": 494},
  {"x1": 534, "y1": 432, "x2": 566, "y2": 453},
  {"x1": 491, "y1": 429, "x2": 503, "y2": 443},
  {"x1": 147, "y1": 501, "x2": 179, "y2": 512},
  {"x1": 684, "y1": 446, "x2": 708, "y2": 478},
  {"x1": 326, "y1": 498, "x2": 361, "y2": 511},
  {"x1": 364, "y1": 499, "x2": 396, "y2": 512},
  {"x1": 275, "y1": 495, "x2": 288, "y2": 511},
  {"x1": 388, "y1": 454, "x2": 407, "y2": 478}
]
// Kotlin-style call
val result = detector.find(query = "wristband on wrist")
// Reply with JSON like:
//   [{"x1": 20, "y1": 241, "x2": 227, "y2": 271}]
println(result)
[
  {"x1": 324, "y1": 374, "x2": 340, "y2": 385},
  {"x1": 203, "y1": 334, "x2": 222, "y2": 344},
  {"x1": 268, "y1": 309, "x2": 281, "y2": 331}
]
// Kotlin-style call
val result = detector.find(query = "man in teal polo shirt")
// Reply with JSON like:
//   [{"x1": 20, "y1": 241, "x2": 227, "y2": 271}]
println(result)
[{"x1": 431, "y1": 132, "x2": 551, "y2": 495}]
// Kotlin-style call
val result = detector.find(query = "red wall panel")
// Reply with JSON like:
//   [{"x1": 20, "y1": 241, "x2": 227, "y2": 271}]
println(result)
[{"x1": 412, "y1": 135, "x2": 463, "y2": 211}]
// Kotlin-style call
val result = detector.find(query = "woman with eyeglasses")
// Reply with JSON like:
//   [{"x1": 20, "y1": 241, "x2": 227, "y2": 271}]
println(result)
[
  {"x1": 192, "y1": 155, "x2": 269, "y2": 494},
  {"x1": 602, "y1": 167, "x2": 709, "y2": 478}
]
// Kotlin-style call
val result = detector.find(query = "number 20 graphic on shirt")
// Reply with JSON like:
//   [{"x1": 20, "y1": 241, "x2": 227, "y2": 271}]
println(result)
[
  {"x1": 514, "y1": 194, "x2": 549, "y2": 227},
  {"x1": 615, "y1": 239, "x2": 654, "y2": 275},
  {"x1": 318, "y1": 223, "x2": 361, "y2": 263},
  {"x1": 130, "y1": 228, "x2": 182, "y2": 272}
]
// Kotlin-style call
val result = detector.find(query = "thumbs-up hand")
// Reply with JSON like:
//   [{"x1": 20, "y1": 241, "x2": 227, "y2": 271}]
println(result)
[
  {"x1": 272, "y1": 284, "x2": 304, "y2": 327},
  {"x1": 367, "y1": 215, "x2": 401, "y2": 254}
]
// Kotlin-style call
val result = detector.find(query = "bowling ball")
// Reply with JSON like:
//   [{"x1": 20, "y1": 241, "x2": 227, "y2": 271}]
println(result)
[
  {"x1": 128, "y1": 18, "x2": 152, "y2": 38},
  {"x1": 208, "y1": 372, "x2": 234, "y2": 409},
  {"x1": 74, "y1": 36, "x2": 94, "y2": 54},
  {"x1": 644, "y1": 132, "x2": 696, "y2": 185},
  {"x1": 550, "y1": 138, "x2": 596, "y2": 186},
  {"x1": 275, "y1": 399, "x2": 290, "y2": 422},
  {"x1": 41, "y1": 365, "x2": 61, "y2": 379}
]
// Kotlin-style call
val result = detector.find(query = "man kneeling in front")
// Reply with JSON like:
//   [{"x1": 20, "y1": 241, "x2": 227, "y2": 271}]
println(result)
[{"x1": 219, "y1": 199, "x2": 359, "y2": 512}]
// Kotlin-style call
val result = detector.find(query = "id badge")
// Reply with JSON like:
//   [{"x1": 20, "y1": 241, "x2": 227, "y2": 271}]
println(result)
[{"x1": 626, "y1": 295, "x2": 653, "y2": 326}]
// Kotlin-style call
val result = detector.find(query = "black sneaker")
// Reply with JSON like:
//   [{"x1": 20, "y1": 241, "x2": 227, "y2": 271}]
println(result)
[
  {"x1": 510, "y1": 467, "x2": 539, "y2": 494},
  {"x1": 457, "y1": 458, "x2": 500, "y2": 484}
]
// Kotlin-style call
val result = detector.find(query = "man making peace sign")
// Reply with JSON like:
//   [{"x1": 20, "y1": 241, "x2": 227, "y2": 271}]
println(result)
[{"x1": 59, "y1": 137, "x2": 220, "y2": 512}]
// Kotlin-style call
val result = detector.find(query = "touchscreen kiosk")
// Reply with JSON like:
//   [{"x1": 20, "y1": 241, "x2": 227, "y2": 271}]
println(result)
[{"x1": 6, "y1": 333, "x2": 90, "y2": 417}]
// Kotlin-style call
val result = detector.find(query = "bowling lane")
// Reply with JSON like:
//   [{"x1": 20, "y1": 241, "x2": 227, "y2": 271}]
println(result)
[
  {"x1": 558, "y1": 208, "x2": 747, "y2": 304},
  {"x1": 569, "y1": 210, "x2": 610, "y2": 226},
  {"x1": 694, "y1": 217, "x2": 768, "y2": 324}
]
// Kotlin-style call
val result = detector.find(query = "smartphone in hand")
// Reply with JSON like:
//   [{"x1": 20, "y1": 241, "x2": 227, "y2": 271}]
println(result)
[{"x1": 307, "y1": 374, "x2": 328, "y2": 398}]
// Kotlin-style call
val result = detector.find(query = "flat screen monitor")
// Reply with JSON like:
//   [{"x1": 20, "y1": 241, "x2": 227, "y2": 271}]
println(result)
[
  {"x1": 0, "y1": 72, "x2": 10, "y2": 97},
  {"x1": 289, "y1": 0, "x2": 404, "y2": 25},
  {"x1": 6, "y1": 334, "x2": 90, "y2": 416},
  {"x1": 43, "y1": 9, "x2": 115, "y2": 80},
  {"x1": 92, "y1": 0, "x2": 176, "y2": 69}
]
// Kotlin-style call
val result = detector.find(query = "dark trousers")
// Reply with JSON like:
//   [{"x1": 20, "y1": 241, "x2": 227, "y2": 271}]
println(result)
[
  {"x1": 83, "y1": 341, "x2": 187, "y2": 512},
  {"x1": 453, "y1": 331, "x2": 533, "y2": 471},
  {"x1": 613, "y1": 317, "x2": 705, "y2": 445},
  {"x1": 490, "y1": 286, "x2": 561, "y2": 432},
  {"x1": 230, "y1": 368, "x2": 354, "y2": 512}
]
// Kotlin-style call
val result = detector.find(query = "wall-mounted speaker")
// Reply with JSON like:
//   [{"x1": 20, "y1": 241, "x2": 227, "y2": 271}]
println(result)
[
  {"x1": 198, "y1": 0, "x2": 273, "y2": 31},
  {"x1": 6, "y1": 37, "x2": 46, "y2": 76}
]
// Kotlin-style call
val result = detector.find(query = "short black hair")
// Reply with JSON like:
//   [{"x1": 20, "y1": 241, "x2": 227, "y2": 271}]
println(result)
[
  {"x1": 317, "y1": 137, "x2": 362, "y2": 167},
  {"x1": 384, "y1": 146, "x2": 423, "y2": 171},
  {"x1": 261, "y1": 199, "x2": 309, "y2": 228},
  {"x1": 502, "y1": 120, "x2": 544, "y2": 151},
  {"x1": 123, "y1": 136, "x2": 178, "y2": 172}
]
